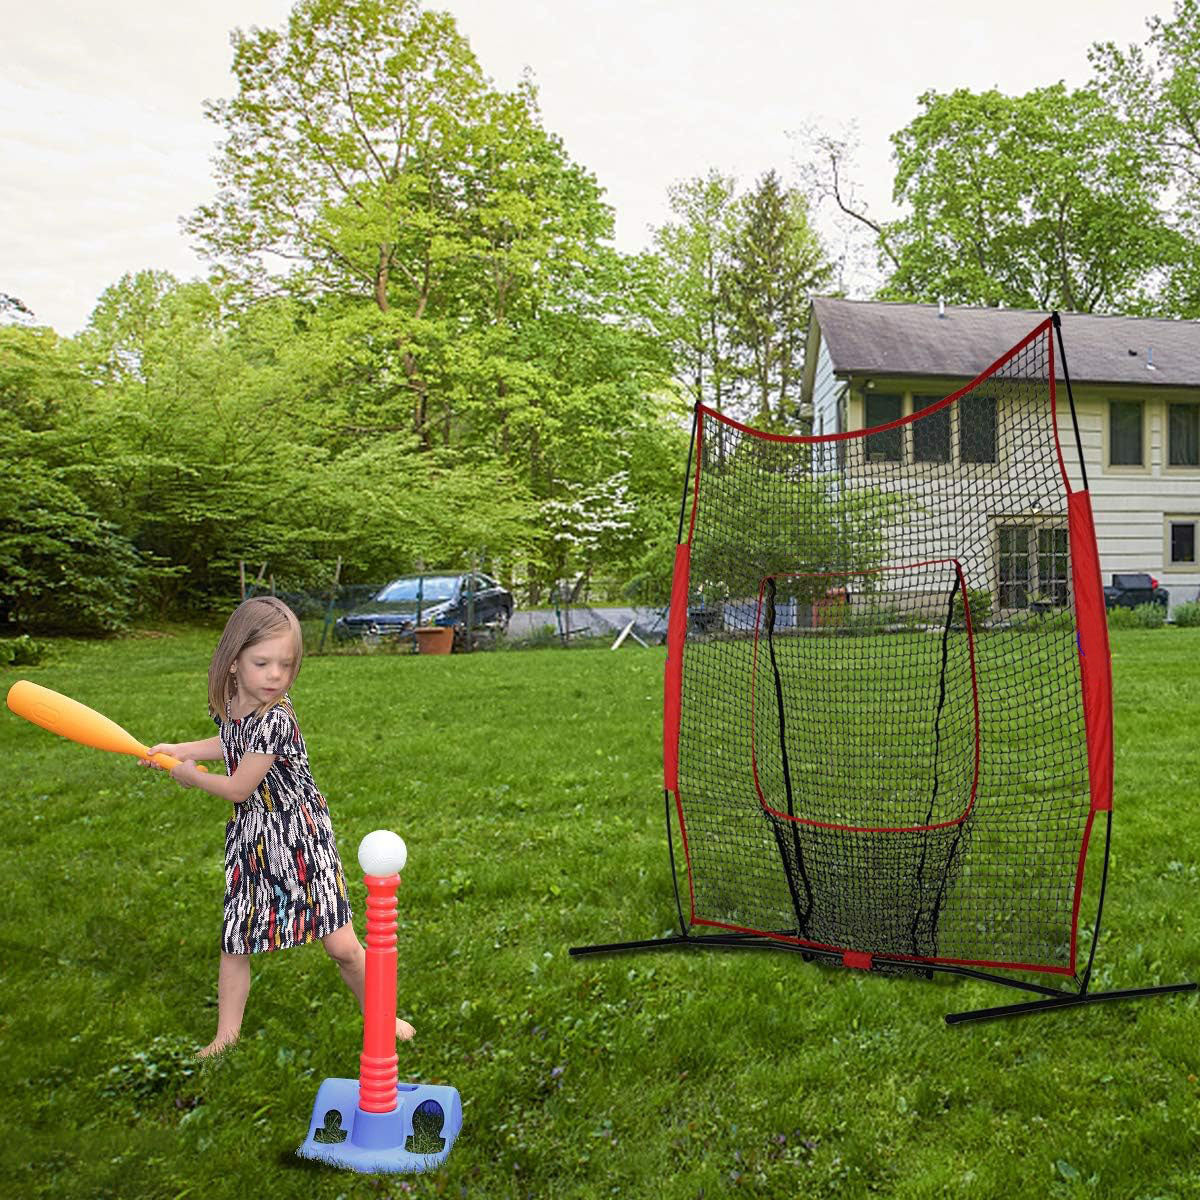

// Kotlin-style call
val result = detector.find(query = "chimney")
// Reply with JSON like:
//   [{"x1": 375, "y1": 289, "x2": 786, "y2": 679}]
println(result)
[{"x1": 938, "y1": 297, "x2": 945, "y2": 319}]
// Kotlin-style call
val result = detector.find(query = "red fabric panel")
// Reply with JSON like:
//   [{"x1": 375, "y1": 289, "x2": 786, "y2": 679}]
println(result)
[
  {"x1": 1069, "y1": 491, "x2": 1113, "y2": 812},
  {"x1": 663, "y1": 543, "x2": 692, "y2": 791},
  {"x1": 842, "y1": 951, "x2": 873, "y2": 970}
]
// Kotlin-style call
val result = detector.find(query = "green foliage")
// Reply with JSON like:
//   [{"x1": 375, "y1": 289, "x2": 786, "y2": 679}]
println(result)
[
  {"x1": 0, "y1": 634, "x2": 52, "y2": 666},
  {"x1": 1009, "y1": 604, "x2": 1076, "y2": 632},
  {"x1": 0, "y1": 424, "x2": 147, "y2": 634},
  {"x1": 649, "y1": 170, "x2": 740, "y2": 409},
  {"x1": 1172, "y1": 600, "x2": 1200, "y2": 626},
  {"x1": 1090, "y1": 1, "x2": 1200, "y2": 315},
  {"x1": 649, "y1": 169, "x2": 833, "y2": 431},
  {"x1": 721, "y1": 170, "x2": 833, "y2": 430},
  {"x1": 879, "y1": 84, "x2": 1178, "y2": 312},
  {"x1": 101, "y1": 1036, "x2": 198, "y2": 1102},
  {"x1": 179, "y1": 0, "x2": 676, "y2": 607},
  {"x1": 953, "y1": 587, "x2": 993, "y2": 628},
  {"x1": 1107, "y1": 603, "x2": 1168, "y2": 629},
  {"x1": 690, "y1": 443, "x2": 913, "y2": 603}
]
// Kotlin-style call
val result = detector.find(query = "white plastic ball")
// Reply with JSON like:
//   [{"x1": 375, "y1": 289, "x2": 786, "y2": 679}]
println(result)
[{"x1": 358, "y1": 829, "x2": 408, "y2": 876}]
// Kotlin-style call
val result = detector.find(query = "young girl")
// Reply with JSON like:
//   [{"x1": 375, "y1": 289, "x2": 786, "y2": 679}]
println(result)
[{"x1": 143, "y1": 594, "x2": 416, "y2": 1058}]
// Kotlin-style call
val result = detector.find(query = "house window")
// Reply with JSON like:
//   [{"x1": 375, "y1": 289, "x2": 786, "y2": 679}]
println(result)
[
  {"x1": 998, "y1": 524, "x2": 1069, "y2": 609},
  {"x1": 912, "y1": 394, "x2": 950, "y2": 463},
  {"x1": 1109, "y1": 401, "x2": 1143, "y2": 466},
  {"x1": 998, "y1": 526, "x2": 1030, "y2": 608},
  {"x1": 959, "y1": 394, "x2": 998, "y2": 463},
  {"x1": 1170, "y1": 519, "x2": 1197, "y2": 565},
  {"x1": 1168, "y1": 404, "x2": 1200, "y2": 467},
  {"x1": 1038, "y1": 528, "x2": 1070, "y2": 605},
  {"x1": 864, "y1": 394, "x2": 902, "y2": 462}
]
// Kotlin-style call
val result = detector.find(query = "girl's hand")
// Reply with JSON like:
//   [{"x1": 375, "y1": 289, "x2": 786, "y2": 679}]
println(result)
[
  {"x1": 139, "y1": 743, "x2": 182, "y2": 769},
  {"x1": 139, "y1": 739, "x2": 181, "y2": 768},
  {"x1": 169, "y1": 759, "x2": 203, "y2": 789}
]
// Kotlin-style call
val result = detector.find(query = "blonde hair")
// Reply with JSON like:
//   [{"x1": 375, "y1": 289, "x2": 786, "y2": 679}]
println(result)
[{"x1": 208, "y1": 595, "x2": 304, "y2": 720}]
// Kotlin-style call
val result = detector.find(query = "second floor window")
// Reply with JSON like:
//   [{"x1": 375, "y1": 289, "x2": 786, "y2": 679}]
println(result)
[
  {"x1": 1168, "y1": 404, "x2": 1200, "y2": 467},
  {"x1": 1109, "y1": 401, "x2": 1143, "y2": 466},
  {"x1": 960, "y1": 394, "x2": 998, "y2": 463},
  {"x1": 865, "y1": 394, "x2": 902, "y2": 462},
  {"x1": 912, "y1": 395, "x2": 951, "y2": 463}
]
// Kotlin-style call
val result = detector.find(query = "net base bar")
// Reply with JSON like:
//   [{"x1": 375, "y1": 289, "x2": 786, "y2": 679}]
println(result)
[
  {"x1": 945, "y1": 981, "x2": 1197, "y2": 1025},
  {"x1": 568, "y1": 932, "x2": 1197, "y2": 1024}
]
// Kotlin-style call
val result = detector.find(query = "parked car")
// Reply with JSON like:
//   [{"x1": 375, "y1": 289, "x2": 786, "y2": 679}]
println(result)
[
  {"x1": 1103, "y1": 573, "x2": 1169, "y2": 610},
  {"x1": 332, "y1": 572, "x2": 514, "y2": 642}
]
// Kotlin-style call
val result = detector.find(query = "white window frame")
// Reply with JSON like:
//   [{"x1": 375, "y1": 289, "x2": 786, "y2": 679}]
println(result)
[{"x1": 1164, "y1": 514, "x2": 1200, "y2": 573}]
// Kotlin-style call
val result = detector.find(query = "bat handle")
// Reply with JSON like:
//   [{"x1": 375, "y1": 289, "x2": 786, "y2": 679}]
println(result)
[{"x1": 147, "y1": 752, "x2": 209, "y2": 774}]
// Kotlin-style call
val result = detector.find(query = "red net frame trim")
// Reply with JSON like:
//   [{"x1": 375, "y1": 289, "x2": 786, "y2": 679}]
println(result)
[
  {"x1": 663, "y1": 317, "x2": 1114, "y2": 978},
  {"x1": 748, "y1": 560, "x2": 981, "y2": 834}
]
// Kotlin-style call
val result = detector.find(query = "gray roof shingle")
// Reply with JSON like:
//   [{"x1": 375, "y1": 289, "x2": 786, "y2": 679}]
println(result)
[{"x1": 812, "y1": 297, "x2": 1200, "y2": 388}]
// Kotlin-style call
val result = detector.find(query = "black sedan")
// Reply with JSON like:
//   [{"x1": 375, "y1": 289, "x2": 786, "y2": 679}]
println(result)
[{"x1": 332, "y1": 573, "x2": 514, "y2": 642}]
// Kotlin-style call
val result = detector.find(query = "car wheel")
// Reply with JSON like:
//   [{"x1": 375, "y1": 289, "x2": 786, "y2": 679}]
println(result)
[{"x1": 496, "y1": 606, "x2": 511, "y2": 633}]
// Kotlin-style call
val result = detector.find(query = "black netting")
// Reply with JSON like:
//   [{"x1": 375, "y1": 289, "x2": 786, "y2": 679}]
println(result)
[{"x1": 673, "y1": 322, "x2": 1095, "y2": 974}]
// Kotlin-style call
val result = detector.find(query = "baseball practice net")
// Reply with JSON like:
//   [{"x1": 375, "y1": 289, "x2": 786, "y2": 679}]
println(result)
[
  {"x1": 667, "y1": 317, "x2": 1101, "y2": 978},
  {"x1": 573, "y1": 313, "x2": 1196, "y2": 1022}
]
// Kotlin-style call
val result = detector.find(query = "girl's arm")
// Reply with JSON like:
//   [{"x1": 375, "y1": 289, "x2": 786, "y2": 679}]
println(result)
[
  {"x1": 186, "y1": 735, "x2": 225, "y2": 761},
  {"x1": 144, "y1": 736, "x2": 225, "y2": 762},
  {"x1": 168, "y1": 753, "x2": 276, "y2": 805}
]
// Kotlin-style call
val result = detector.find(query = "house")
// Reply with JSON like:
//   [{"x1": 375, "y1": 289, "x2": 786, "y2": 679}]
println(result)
[{"x1": 800, "y1": 297, "x2": 1200, "y2": 614}]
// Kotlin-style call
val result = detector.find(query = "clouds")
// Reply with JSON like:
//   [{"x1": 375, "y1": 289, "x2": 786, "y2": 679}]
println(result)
[
  {"x1": 2, "y1": 0, "x2": 294, "y2": 331},
  {"x1": 0, "y1": 0, "x2": 1173, "y2": 333}
]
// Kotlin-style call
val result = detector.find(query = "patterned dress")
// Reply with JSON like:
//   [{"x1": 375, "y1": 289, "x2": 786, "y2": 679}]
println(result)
[{"x1": 216, "y1": 695, "x2": 352, "y2": 954}]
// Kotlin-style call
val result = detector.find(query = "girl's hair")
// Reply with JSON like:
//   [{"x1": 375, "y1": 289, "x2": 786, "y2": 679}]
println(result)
[{"x1": 208, "y1": 596, "x2": 304, "y2": 720}]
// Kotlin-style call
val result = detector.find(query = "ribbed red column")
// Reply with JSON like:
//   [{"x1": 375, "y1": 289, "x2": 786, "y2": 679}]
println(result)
[{"x1": 357, "y1": 873, "x2": 400, "y2": 1113}]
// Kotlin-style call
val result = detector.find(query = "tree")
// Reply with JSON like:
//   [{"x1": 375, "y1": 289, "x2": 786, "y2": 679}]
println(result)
[
  {"x1": 186, "y1": 0, "x2": 673, "y2": 606},
  {"x1": 877, "y1": 85, "x2": 1178, "y2": 313},
  {"x1": 187, "y1": 0, "x2": 498, "y2": 446},
  {"x1": 0, "y1": 325, "x2": 146, "y2": 633},
  {"x1": 1091, "y1": 0, "x2": 1200, "y2": 314},
  {"x1": 649, "y1": 170, "x2": 740, "y2": 411},
  {"x1": 649, "y1": 170, "x2": 832, "y2": 431},
  {"x1": 721, "y1": 170, "x2": 832, "y2": 431}
]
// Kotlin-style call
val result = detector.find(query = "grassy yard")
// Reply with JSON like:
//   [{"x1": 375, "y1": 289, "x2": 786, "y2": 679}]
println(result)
[{"x1": 0, "y1": 628, "x2": 1197, "y2": 1199}]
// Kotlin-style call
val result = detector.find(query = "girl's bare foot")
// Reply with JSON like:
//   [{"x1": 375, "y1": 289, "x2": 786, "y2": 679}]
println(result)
[
  {"x1": 397, "y1": 1018, "x2": 415, "y2": 1041},
  {"x1": 197, "y1": 1034, "x2": 238, "y2": 1060}
]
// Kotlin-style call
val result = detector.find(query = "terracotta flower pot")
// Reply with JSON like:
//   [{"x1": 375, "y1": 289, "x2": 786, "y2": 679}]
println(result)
[{"x1": 414, "y1": 626, "x2": 454, "y2": 655}]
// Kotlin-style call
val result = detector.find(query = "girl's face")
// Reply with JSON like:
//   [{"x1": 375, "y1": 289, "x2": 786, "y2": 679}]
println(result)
[{"x1": 234, "y1": 633, "x2": 296, "y2": 710}]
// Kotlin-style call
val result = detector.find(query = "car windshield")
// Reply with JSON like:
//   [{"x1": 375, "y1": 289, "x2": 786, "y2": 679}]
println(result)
[{"x1": 375, "y1": 576, "x2": 457, "y2": 604}]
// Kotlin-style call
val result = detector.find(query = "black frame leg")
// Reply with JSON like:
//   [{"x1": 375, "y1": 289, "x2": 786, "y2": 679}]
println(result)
[{"x1": 945, "y1": 981, "x2": 1197, "y2": 1025}]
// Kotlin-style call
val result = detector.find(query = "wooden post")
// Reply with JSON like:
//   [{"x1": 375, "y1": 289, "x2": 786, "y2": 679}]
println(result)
[
  {"x1": 318, "y1": 556, "x2": 343, "y2": 653},
  {"x1": 246, "y1": 562, "x2": 268, "y2": 599},
  {"x1": 466, "y1": 551, "x2": 476, "y2": 653}
]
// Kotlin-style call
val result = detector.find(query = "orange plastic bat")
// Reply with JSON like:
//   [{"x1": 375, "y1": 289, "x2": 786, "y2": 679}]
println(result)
[{"x1": 6, "y1": 680, "x2": 208, "y2": 772}]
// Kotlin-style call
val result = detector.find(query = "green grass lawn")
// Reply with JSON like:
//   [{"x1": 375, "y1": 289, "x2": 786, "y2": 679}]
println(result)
[{"x1": 1, "y1": 628, "x2": 1197, "y2": 1199}]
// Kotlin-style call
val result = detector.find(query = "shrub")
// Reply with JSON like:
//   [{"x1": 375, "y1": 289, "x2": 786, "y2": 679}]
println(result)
[
  {"x1": 0, "y1": 453, "x2": 146, "y2": 635},
  {"x1": 1107, "y1": 604, "x2": 1166, "y2": 629},
  {"x1": 1172, "y1": 601, "x2": 1200, "y2": 627},
  {"x1": 954, "y1": 587, "x2": 993, "y2": 627},
  {"x1": 0, "y1": 634, "x2": 52, "y2": 666}
]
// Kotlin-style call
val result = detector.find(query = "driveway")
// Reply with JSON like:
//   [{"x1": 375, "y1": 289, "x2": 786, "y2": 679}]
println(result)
[{"x1": 509, "y1": 604, "x2": 667, "y2": 643}]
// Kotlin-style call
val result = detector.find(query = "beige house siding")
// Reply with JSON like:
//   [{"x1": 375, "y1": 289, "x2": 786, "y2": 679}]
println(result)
[
  {"x1": 1076, "y1": 390, "x2": 1200, "y2": 608},
  {"x1": 837, "y1": 380, "x2": 1200, "y2": 614}
]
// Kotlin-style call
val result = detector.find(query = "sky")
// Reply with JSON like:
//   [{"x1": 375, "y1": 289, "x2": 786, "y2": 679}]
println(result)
[{"x1": 1, "y1": 0, "x2": 1175, "y2": 335}]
